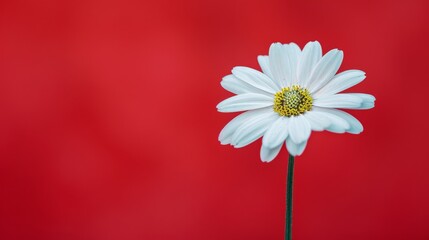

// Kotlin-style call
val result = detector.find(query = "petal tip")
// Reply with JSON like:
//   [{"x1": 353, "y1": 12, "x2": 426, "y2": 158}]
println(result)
[
  {"x1": 269, "y1": 42, "x2": 283, "y2": 49},
  {"x1": 260, "y1": 153, "x2": 275, "y2": 163}
]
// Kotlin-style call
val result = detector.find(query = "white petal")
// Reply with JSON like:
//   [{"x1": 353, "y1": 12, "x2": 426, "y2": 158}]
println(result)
[
  {"x1": 314, "y1": 93, "x2": 375, "y2": 110},
  {"x1": 260, "y1": 144, "x2": 283, "y2": 162},
  {"x1": 313, "y1": 70, "x2": 366, "y2": 98},
  {"x1": 297, "y1": 41, "x2": 322, "y2": 88},
  {"x1": 232, "y1": 112, "x2": 278, "y2": 148},
  {"x1": 219, "y1": 108, "x2": 272, "y2": 144},
  {"x1": 221, "y1": 75, "x2": 272, "y2": 96},
  {"x1": 285, "y1": 138, "x2": 307, "y2": 156},
  {"x1": 303, "y1": 110, "x2": 331, "y2": 131},
  {"x1": 232, "y1": 67, "x2": 278, "y2": 94},
  {"x1": 347, "y1": 93, "x2": 376, "y2": 109},
  {"x1": 257, "y1": 56, "x2": 275, "y2": 81},
  {"x1": 313, "y1": 94, "x2": 363, "y2": 109},
  {"x1": 288, "y1": 42, "x2": 302, "y2": 55},
  {"x1": 221, "y1": 75, "x2": 247, "y2": 94},
  {"x1": 308, "y1": 49, "x2": 343, "y2": 93},
  {"x1": 269, "y1": 43, "x2": 291, "y2": 87},
  {"x1": 319, "y1": 108, "x2": 363, "y2": 134},
  {"x1": 282, "y1": 44, "x2": 300, "y2": 85},
  {"x1": 262, "y1": 117, "x2": 289, "y2": 148},
  {"x1": 288, "y1": 115, "x2": 311, "y2": 144},
  {"x1": 217, "y1": 93, "x2": 274, "y2": 112},
  {"x1": 311, "y1": 107, "x2": 350, "y2": 133}
]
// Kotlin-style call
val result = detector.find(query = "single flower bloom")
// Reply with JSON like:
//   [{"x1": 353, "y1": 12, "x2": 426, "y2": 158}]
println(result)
[{"x1": 217, "y1": 41, "x2": 375, "y2": 162}]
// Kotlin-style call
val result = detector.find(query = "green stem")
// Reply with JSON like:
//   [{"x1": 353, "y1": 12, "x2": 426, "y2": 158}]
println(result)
[{"x1": 285, "y1": 154, "x2": 295, "y2": 240}]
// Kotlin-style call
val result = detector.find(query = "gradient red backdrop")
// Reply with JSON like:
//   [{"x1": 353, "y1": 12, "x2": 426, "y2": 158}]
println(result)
[{"x1": 1, "y1": 0, "x2": 429, "y2": 239}]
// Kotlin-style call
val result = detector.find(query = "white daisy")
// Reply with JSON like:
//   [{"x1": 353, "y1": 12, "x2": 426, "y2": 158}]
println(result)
[{"x1": 217, "y1": 41, "x2": 375, "y2": 162}]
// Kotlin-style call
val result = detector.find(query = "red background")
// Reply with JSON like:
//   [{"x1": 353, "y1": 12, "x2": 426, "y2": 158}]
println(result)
[{"x1": 1, "y1": 0, "x2": 428, "y2": 239}]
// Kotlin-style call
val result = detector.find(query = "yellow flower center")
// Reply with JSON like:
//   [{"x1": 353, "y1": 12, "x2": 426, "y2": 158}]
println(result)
[{"x1": 273, "y1": 85, "x2": 313, "y2": 117}]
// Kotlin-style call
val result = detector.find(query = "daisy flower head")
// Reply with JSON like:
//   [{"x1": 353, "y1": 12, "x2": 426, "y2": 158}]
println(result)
[{"x1": 217, "y1": 41, "x2": 375, "y2": 162}]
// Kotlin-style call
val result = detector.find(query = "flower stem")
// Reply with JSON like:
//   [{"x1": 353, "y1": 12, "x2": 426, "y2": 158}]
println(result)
[{"x1": 285, "y1": 154, "x2": 295, "y2": 240}]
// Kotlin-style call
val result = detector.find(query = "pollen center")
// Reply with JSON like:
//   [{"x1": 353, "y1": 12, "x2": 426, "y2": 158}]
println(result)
[{"x1": 273, "y1": 85, "x2": 313, "y2": 117}]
